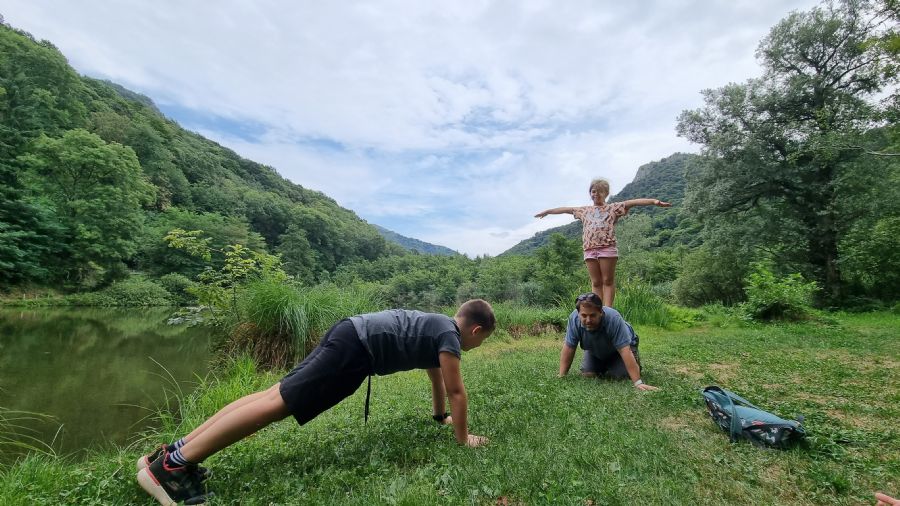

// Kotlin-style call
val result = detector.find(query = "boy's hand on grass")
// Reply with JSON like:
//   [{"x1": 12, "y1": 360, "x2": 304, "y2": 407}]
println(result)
[
  {"x1": 636, "y1": 383, "x2": 660, "y2": 391},
  {"x1": 465, "y1": 434, "x2": 488, "y2": 448},
  {"x1": 876, "y1": 492, "x2": 899, "y2": 505}
]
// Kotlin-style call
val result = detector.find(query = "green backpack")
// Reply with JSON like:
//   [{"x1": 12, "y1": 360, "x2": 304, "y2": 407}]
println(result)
[{"x1": 701, "y1": 386, "x2": 806, "y2": 449}]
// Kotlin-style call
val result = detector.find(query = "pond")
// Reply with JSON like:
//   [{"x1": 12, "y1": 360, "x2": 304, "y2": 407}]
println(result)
[{"x1": 0, "y1": 307, "x2": 213, "y2": 461}]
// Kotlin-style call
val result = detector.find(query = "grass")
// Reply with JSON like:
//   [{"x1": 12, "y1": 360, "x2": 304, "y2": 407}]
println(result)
[{"x1": 1, "y1": 312, "x2": 897, "y2": 505}]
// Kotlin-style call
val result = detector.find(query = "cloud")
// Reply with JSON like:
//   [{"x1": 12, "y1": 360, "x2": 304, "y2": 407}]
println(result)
[{"x1": 4, "y1": 0, "x2": 821, "y2": 255}]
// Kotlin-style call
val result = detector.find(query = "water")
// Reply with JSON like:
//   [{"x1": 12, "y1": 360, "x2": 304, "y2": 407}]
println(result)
[{"x1": 0, "y1": 307, "x2": 213, "y2": 460}]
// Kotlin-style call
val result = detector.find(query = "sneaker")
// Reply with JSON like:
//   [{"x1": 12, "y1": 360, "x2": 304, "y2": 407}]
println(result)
[
  {"x1": 136, "y1": 450, "x2": 213, "y2": 506},
  {"x1": 137, "y1": 445, "x2": 210, "y2": 481}
]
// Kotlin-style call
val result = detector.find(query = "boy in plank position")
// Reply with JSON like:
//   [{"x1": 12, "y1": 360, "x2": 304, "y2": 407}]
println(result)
[{"x1": 137, "y1": 299, "x2": 495, "y2": 505}]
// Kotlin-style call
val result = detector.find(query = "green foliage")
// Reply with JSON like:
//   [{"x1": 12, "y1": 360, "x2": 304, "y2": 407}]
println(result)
[
  {"x1": 615, "y1": 281, "x2": 672, "y2": 327},
  {"x1": 839, "y1": 216, "x2": 900, "y2": 301},
  {"x1": 18, "y1": 129, "x2": 155, "y2": 287},
  {"x1": 534, "y1": 234, "x2": 584, "y2": 306},
  {"x1": 157, "y1": 273, "x2": 196, "y2": 305},
  {"x1": 676, "y1": 1, "x2": 899, "y2": 303},
  {"x1": 164, "y1": 229, "x2": 288, "y2": 318},
  {"x1": 230, "y1": 282, "x2": 385, "y2": 368},
  {"x1": 673, "y1": 247, "x2": 746, "y2": 307},
  {"x1": 0, "y1": 23, "x2": 399, "y2": 291},
  {"x1": 67, "y1": 275, "x2": 173, "y2": 307},
  {"x1": 742, "y1": 263, "x2": 818, "y2": 321}
]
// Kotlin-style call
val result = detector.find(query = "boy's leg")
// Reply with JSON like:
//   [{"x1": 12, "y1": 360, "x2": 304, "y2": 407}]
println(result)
[
  {"x1": 179, "y1": 383, "x2": 290, "y2": 464},
  {"x1": 180, "y1": 388, "x2": 272, "y2": 443},
  {"x1": 596, "y1": 257, "x2": 617, "y2": 307}
]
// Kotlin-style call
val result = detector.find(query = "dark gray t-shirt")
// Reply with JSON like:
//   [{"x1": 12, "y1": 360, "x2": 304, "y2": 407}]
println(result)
[
  {"x1": 564, "y1": 307, "x2": 637, "y2": 360},
  {"x1": 349, "y1": 310, "x2": 462, "y2": 375}
]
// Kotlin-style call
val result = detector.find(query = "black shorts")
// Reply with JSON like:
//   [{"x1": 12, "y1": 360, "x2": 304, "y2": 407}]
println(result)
[
  {"x1": 279, "y1": 319, "x2": 373, "y2": 425},
  {"x1": 580, "y1": 346, "x2": 641, "y2": 379}
]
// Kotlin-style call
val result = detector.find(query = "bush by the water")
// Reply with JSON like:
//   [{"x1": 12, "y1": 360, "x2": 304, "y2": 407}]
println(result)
[
  {"x1": 157, "y1": 273, "x2": 196, "y2": 305},
  {"x1": 66, "y1": 276, "x2": 173, "y2": 307},
  {"x1": 228, "y1": 282, "x2": 386, "y2": 368}
]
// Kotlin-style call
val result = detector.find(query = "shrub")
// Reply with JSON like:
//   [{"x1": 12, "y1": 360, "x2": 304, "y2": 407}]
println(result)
[
  {"x1": 742, "y1": 264, "x2": 818, "y2": 321},
  {"x1": 158, "y1": 273, "x2": 196, "y2": 305},
  {"x1": 67, "y1": 276, "x2": 173, "y2": 307},
  {"x1": 229, "y1": 282, "x2": 385, "y2": 368}
]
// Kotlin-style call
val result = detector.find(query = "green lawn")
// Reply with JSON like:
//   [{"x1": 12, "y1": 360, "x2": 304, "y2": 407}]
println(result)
[{"x1": 1, "y1": 312, "x2": 898, "y2": 505}]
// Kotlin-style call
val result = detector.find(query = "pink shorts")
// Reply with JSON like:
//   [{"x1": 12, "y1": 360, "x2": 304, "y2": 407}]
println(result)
[{"x1": 584, "y1": 246, "x2": 618, "y2": 260}]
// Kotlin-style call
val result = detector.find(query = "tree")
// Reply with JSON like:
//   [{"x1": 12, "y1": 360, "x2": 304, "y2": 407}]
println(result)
[
  {"x1": 19, "y1": 129, "x2": 154, "y2": 285},
  {"x1": 677, "y1": 0, "x2": 898, "y2": 302}
]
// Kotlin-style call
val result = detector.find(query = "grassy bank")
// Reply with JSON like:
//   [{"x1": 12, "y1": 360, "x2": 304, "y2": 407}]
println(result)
[{"x1": 1, "y1": 312, "x2": 897, "y2": 505}]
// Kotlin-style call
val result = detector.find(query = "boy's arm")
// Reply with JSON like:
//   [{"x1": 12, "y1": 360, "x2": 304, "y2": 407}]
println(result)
[
  {"x1": 622, "y1": 198, "x2": 671, "y2": 210},
  {"x1": 439, "y1": 351, "x2": 487, "y2": 447},
  {"x1": 558, "y1": 343, "x2": 576, "y2": 377},
  {"x1": 425, "y1": 367, "x2": 450, "y2": 423},
  {"x1": 535, "y1": 206, "x2": 577, "y2": 218}
]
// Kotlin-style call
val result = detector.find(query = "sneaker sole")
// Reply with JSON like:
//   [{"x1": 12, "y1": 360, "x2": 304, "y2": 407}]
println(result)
[
  {"x1": 136, "y1": 468, "x2": 177, "y2": 506},
  {"x1": 136, "y1": 454, "x2": 152, "y2": 473}
]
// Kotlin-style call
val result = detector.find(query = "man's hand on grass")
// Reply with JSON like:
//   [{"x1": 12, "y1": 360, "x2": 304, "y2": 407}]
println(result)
[
  {"x1": 439, "y1": 415, "x2": 453, "y2": 425},
  {"x1": 636, "y1": 383, "x2": 660, "y2": 391}
]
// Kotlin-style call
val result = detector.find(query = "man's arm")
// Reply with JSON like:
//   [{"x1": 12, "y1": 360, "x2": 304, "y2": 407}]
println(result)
[
  {"x1": 617, "y1": 346, "x2": 659, "y2": 391},
  {"x1": 425, "y1": 367, "x2": 451, "y2": 424},
  {"x1": 558, "y1": 343, "x2": 576, "y2": 377},
  {"x1": 439, "y1": 351, "x2": 487, "y2": 447}
]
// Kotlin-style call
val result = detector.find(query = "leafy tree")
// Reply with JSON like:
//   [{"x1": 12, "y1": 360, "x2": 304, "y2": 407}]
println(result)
[
  {"x1": 19, "y1": 129, "x2": 154, "y2": 285},
  {"x1": 135, "y1": 208, "x2": 265, "y2": 278},
  {"x1": 534, "y1": 234, "x2": 584, "y2": 305},
  {"x1": 677, "y1": 0, "x2": 898, "y2": 302}
]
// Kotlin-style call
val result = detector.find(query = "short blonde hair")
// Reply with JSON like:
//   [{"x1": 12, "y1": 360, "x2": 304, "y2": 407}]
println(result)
[{"x1": 589, "y1": 178, "x2": 609, "y2": 197}]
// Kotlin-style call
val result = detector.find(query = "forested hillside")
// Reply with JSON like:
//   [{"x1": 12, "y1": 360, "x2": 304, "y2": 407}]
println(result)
[
  {"x1": 374, "y1": 225, "x2": 458, "y2": 256},
  {"x1": 0, "y1": 23, "x2": 410, "y2": 289}
]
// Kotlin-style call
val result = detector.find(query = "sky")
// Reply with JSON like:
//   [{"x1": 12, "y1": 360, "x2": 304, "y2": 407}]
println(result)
[{"x1": 3, "y1": 0, "x2": 821, "y2": 256}]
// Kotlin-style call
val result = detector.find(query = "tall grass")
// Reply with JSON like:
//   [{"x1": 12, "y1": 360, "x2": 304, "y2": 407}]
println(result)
[
  {"x1": 229, "y1": 281, "x2": 386, "y2": 368},
  {"x1": 490, "y1": 302, "x2": 567, "y2": 329},
  {"x1": 615, "y1": 281, "x2": 671, "y2": 327},
  {"x1": 0, "y1": 408, "x2": 58, "y2": 463}
]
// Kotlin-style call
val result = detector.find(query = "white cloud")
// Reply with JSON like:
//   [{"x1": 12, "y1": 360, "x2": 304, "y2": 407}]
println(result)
[{"x1": 4, "y1": 0, "x2": 821, "y2": 256}]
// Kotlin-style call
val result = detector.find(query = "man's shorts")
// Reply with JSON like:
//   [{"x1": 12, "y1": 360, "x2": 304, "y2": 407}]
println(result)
[
  {"x1": 279, "y1": 319, "x2": 373, "y2": 425},
  {"x1": 580, "y1": 346, "x2": 641, "y2": 379}
]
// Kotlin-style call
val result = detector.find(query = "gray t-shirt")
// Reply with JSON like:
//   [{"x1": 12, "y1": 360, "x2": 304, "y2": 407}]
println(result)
[
  {"x1": 564, "y1": 307, "x2": 637, "y2": 360},
  {"x1": 349, "y1": 309, "x2": 462, "y2": 375}
]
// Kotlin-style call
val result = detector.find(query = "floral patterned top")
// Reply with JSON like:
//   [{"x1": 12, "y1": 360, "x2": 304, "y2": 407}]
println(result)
[{"x1": 572, "y1": 203, "x2": 628, "y2": 250}]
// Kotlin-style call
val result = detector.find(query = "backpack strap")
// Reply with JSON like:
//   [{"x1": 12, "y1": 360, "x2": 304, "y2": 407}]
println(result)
[
  {"x1": 703, "y1": 386, "x2": 742, "y2": 442},
  {"x1": 720, "y1": 388, "x2": 763, "y2": 411}
]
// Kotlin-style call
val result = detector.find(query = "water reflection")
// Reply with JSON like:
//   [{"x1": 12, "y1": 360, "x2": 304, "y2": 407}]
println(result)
[{"x1": 0, "y1": 307, "x2": 212, "y2": 460}]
